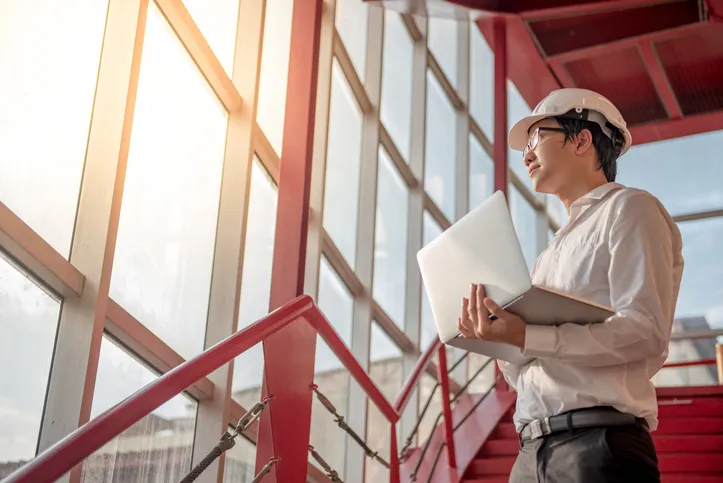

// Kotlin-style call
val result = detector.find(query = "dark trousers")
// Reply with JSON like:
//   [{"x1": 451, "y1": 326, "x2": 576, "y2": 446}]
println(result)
[{"x1": 510, "y1": 424, "x2": 660, "y2": 483}]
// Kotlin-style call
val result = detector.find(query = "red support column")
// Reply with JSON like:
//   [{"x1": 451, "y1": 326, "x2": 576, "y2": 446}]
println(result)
[
  {"x1": 437, "y1": 347, "x2": 457, "y2": 469},
  {"x1": 254, "y1": 0, "x2": 323, "y2": 481},
  {"x1": 493, "y1": 18, "x2": 510, "y2": 392}
]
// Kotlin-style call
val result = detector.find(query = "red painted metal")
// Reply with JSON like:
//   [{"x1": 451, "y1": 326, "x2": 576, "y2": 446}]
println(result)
[
  {"x1": 661, "y1": 358, "x2": 717, "y2": 369},
  {"x1": 492, "y1": 18, "x2": 509, "y2": 392},
  {"x1": 437, "y1": 347, "x2": 458, "y2": 469},
  {"x1": 630, "y1": 109, "x2": 723, "y2": 144},
  {"x1": 549, "y1": 59, "x2": 575, "y2": 88},
  {"x1": 638, "y1": 41, "x2": 683, "y2": 119},
  {"x1": 395, "y1": 338, "x2": 442, "y2": 412},
  {"x1": 545, "y1": 21, "x2": 707, "y2": 64},
  {"x1": 255, "y1": 0, "x2": 323, "y2": 481},
  {"x1": 306, "y1": 309, "x2": 398, "y2": 423},
  {"x1": 519, "y1": 0, "x2": 670, "y2": 21},
  {"x1": 390, "y1": 423, "x2": 400, "y2": 483},
  {"x1": 3, "y1": 295, "x2": 314, "y2": 483},
  {"x1": 657, "y1": 384, "x2": 723, "y2": 398},
  {"x1": 529, "y1": 1, "x2": 700, "y2": 57},
  {"x1": 564, "y1": 46, "x2": 668, "y2": 125}
]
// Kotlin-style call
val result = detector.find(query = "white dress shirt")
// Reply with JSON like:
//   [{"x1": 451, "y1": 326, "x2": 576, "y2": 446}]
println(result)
[{"x1": 499, "y1": 182, "x2": 684, "y2": 432}]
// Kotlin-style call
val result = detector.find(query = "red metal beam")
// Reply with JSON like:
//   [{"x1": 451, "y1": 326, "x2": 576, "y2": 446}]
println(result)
[
  {"x1": 3, "y1": 296, "x2": 314, "y2": 483},
  {"x1": 638, "y1": 41, "x2": 683, "y2": 119},
  {"x1": 549, "y1": 58, "x2": 576, "y2": 88},
  {"x1": 547, "y1": 20, "x2": 706, "y2": 63},
  {"x1": 519, "y1": 0, "x2": 681, "y2": 21},
  {"x1": 629, "y1": 109, "x2": 723, "y2": 144},
  {"x1": 492, "y1": 18, "x2": 510, "y2": 392},
  {"x1": 437, "y1": 347, "x2": 458, "y2": 469},
  {"x1": 255, "y1": 0, "x2": 323, "y2": 481}
]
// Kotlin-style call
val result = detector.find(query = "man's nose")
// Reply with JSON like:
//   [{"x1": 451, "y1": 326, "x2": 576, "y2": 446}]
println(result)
[{"x1": 523, "y1": 150, "x2": 536, "y2": 167}]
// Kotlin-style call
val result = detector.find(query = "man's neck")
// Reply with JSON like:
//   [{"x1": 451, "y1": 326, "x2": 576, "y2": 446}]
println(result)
[{"x1": 555, "y1": 176, "x2": 609, "y2": 214}]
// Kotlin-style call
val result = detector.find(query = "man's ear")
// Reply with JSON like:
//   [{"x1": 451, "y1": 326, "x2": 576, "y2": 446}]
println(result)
[{"x1": 575, "y1": 129, "x2": 594, "y2": 155}]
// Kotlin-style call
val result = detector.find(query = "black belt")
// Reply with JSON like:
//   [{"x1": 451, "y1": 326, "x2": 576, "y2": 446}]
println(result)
[{"x1": 518, "y1": 407, "x2": 648, "y2": 444}]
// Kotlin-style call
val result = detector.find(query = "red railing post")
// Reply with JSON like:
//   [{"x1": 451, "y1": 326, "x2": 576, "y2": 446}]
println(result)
[
  {"x1": 437, "y1": 346, "x2": 458, "y2": 469},
  {"x1": 390, "y1": 422, "x2": 400, "y2": 483},
  {"x1": 492, "y1": 16, "x2": 510, "y2": 392},
  {"x1": 254, "y1": 0, "x2": 324, "y2": 480}
]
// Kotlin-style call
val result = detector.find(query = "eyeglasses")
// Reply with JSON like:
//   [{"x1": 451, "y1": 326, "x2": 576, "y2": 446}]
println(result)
[{"x1": 524, "y1": 127, "x2": 566, "y2": 158}]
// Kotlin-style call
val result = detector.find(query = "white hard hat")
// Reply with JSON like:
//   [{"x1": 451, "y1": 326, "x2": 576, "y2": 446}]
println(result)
[{"x1": 508, "y1": 88, "x2": 633, "y2": 157}]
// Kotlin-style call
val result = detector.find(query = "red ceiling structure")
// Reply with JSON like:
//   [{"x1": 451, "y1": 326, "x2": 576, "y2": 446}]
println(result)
[{"x1": 369, "y1": 0, "x2": 723, "y2": 145}]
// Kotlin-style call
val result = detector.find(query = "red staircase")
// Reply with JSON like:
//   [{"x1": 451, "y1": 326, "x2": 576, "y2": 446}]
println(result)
[{"x1": 463, "y1": 386, "x2": 723, "y2": 483}]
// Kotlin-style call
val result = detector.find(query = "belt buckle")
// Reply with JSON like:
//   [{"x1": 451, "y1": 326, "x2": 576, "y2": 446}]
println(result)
[{"x1": 528, "y1": 419, "x2": 543, "y2": 439}]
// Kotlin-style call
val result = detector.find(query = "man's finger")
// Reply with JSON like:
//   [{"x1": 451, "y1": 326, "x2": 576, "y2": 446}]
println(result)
[
  {"x1": 468, "y1": 284, "x2": 478, "y2": 323},
  {"x1": 483, "y1": 297, "x2": 506, "y2": 319},
  {"x1": 475, "y1": 284, "x2": 488, "y2": 327},
  {"x1": 458, "y1": 317, "x2": 475, "y2": 338}
]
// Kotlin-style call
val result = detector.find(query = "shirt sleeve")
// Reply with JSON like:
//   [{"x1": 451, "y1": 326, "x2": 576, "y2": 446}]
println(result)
[{"x1": 521, "y1": 193, "x2": 679, "y2": 367}]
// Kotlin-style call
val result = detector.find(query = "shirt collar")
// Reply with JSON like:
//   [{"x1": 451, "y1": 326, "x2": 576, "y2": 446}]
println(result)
[{"x1": 562, "y1": 182, "x2": 625, "y2": 231}]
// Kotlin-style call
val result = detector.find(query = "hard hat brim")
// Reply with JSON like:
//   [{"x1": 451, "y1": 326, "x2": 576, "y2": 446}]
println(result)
[{"x1": 508, "y1": 114, "x2": 550, "y2": 152}]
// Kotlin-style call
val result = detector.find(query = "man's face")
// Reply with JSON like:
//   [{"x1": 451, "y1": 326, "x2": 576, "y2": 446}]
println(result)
[{"x1": 522, "y1": 118, "x2": 577, "y2": 194}]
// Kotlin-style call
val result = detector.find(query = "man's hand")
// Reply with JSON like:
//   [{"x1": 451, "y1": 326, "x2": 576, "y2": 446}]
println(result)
[{"x1": 457, "y1": 284, "x2": 527, "y2": 349}]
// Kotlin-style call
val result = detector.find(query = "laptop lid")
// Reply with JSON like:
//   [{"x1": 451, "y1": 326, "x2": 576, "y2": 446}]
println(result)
[{"x1": 416, "y1": 191, "x2": 532, "y2": 343}]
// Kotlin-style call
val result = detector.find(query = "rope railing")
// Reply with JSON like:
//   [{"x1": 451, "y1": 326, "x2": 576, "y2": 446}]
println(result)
[
  {"x1": 400, "y1": 353, "x2": 492, "y2": 461},
  {"x1": 309, "y1": 445, "x2": 344, "y2": 482},
  {"x1": 179, "y1": 396, "x2": 273, "y2": 483},
  {"x1": 311, "y1": 384, "x2": 391, "y2": 469}
]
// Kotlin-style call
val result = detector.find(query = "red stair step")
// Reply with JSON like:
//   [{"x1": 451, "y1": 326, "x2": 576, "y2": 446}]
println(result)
[
  {"x1": 661, "y1": 474, "x2": 723, "y2": 482},
  {"x1": 479, "y1": 439, "x2": 519, "y2": 456},
  {"x1": 657, "y1": 418, "x2": 723, "y2": 435},
  {"x1": 468, "y1": 457, "x2": 515, "y2": 476},
  {"x1": 462, "y1": 478, "x2": 510, "y2": 483},
  {"x1": 654, "y1": 434, "x2": 723, "y2": 452},
  {"x1": 492, "y1": 422, "x2": 518, "y2": 440},
  {"x1": 658, "y1": 399, "x2": 723, "y2": 418},
  {"x1": 659, "y1": 453, "x2": 723, "y2": 473}
]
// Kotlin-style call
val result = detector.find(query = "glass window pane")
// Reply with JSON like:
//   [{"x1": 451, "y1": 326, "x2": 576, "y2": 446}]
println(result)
[
  {"x1": 428, "y1": 18, "x2": 459, "y2": 89},
  {"x1": 323, "y1": 60, "x2": 364, "y2": 269},
  {"x1": 675, "y1": 218, "x2": 723, "y2": 332},
  {"x1": 467, "y1": 353, "x2": 495, "y2": 394},
  {"x1": 335, "y1": 0, "x2": 368, "y2": 80},
  {"x1": 182, "y1": 0, "x2": 240, "y2": 76},
  {"x1": 232, "y1": 160, "x2": 277, "y2": 408},
  {"x1": 425, "y1": 70, "x2": 457, "y2": 220},
  {"x1": 0, "y1": 257, "x2": 60, "y2": 469},
  {"x1": 417, "y1": 373, "x2": 444, "y2": 444},
  {"x1": 310, "y1": 258, "x2": 355, "y2": 476},
  {"x1": 420, "y1": 212, "x2": 443, "y2": 348},
  {"x1": 469, "y1": 133, "x2": 494, "y2": 210},
  {"x1": 81, "y1": 337, "x2": 197, "y2": 482},
  {"x1": 256, "y1": 0, "x2": 293, "y2": 154},
  {"x1": 381, "y1": 11, "x2": 414, "y2": 162},
  {"x1": 508, "y1": 185, "x2": 538, "y2": 270},
  {"x1": 654, "y1": 336, "x2": 719, "y2": 387},
  {"x1": 373, "y1": 147, "x2": 409, "y2": 327},
  {"x1": 223, "y1": 433, "x2": 257, "y2": 482},
  {"x1": 507, "y1": 81, "x2": 534, "y2": 192},
  {"x1": 0, "y1": 0, "x2": 108, "y2": 257},
  {"x1": 110, "y1": 4, "x2": 227, "y2": 360},
  {"x1": 617, "y1": 130, "x2": 723, "y2": 216},
  {"x1": 469, "y1": 22, "x2": 494, "y2": 140},
  {"x1": 366, "y1": 323, "x2": 402, "y2": 483}
]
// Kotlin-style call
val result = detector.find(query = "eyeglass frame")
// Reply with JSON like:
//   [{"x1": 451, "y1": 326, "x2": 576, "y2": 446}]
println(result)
[{"x1": 523, "y1": 126, "x2": 566, "y2": 158}]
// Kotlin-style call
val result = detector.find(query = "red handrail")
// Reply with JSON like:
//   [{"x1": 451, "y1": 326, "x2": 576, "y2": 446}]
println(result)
[
  {"x1": 395, "y1": 338, "x2": 442, "y2": 412},
  {"x1": 662, "y1": 358, "x2": 717, "y2": 369},
  {"x1": 5, "y1": 295, "x2": 430, "y2": 483}
]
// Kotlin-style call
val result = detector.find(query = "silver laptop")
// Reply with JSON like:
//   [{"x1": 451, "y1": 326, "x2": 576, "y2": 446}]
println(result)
[{"x1": 416, "y1": 190, "x2": 614, "y2": 364}]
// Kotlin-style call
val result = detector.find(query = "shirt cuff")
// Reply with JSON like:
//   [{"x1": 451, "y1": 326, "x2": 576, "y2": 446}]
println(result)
[{"x1": 522, "y1": 324, "x2": 557, "y2": 358}]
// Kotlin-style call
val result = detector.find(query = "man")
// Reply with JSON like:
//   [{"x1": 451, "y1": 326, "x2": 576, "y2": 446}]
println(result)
[{"x1": 457, "y1": 88, "x2": 684, "y2": 482}]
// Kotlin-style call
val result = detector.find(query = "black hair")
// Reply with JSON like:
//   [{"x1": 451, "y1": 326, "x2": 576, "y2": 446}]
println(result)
[{"x1": 553, "y1": 115, "x2": 624, "y2": 182}]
